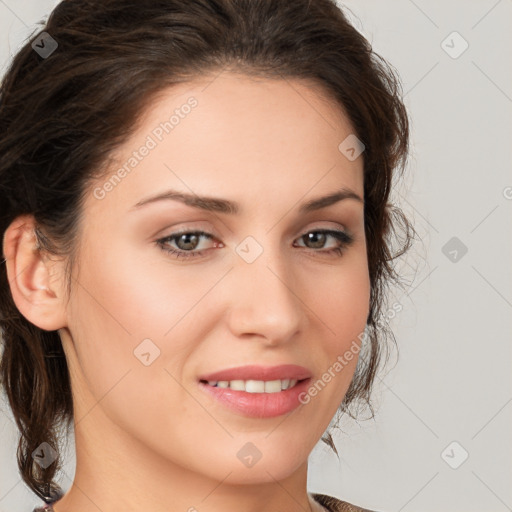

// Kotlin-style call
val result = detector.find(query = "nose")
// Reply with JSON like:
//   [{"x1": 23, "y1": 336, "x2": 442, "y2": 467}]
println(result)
[{"x1": 225, "y1": 239, "x2": 304, "y2": 346}]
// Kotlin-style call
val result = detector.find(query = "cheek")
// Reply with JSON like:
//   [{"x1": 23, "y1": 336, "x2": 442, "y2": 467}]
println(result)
[
  {"x1": 306, "y1": 252, "x2": 370, "y2": 343},
  {"x1": 66, "y1": 243, "x2": 195, "y2": 434},
  {"x1": 72, "y1": 235, "x2": 210, "y2": 340},
  {"x1": 304, "y1": 255, "x2": 370, "y2": 398},
  {"x1": 67, "y1": 237, "x2": 223, "y2": 395}
]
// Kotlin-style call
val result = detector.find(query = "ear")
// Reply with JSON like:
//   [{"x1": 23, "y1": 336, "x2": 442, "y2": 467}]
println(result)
[{"x1": 2, "y1": 215, "x2": 68, "y2": 331}]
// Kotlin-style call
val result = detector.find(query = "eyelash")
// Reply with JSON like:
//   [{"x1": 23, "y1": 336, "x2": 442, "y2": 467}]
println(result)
[{"x1": 155, "y1": 228, "x2": 355, "y2": 260}]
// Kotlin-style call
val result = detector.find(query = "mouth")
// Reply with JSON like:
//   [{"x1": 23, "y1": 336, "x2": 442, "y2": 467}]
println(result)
[
  {"x1": 198, "y1": 377, "x2": 309, "y2": 393},
  {"x1": 197, "y1": 377, "x2": 312, "y2": 418}
]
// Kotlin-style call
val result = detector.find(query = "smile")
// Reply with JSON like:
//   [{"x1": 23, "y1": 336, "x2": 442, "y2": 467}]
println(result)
[{"x1": 198, "y1": 378, "x2": 312, "y2": 418}]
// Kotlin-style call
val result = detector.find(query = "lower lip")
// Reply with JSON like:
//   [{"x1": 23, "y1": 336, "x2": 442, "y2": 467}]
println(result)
[{"x1": 198, "y1": 378, "x2": 311, "y2": 418}]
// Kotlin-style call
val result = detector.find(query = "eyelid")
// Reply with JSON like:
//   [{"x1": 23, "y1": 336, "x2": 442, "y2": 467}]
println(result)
[
  {"x1": 155, "y1": 225, "x2": 355, "y2": 261},
  {"x1": 156, "y1": 222, "x2": 349, "y2": 244}
]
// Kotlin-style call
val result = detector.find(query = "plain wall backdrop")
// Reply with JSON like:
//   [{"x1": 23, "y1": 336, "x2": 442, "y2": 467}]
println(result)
[{"x1": 1, "y1": 1, "x2": 511, "y2": 511}]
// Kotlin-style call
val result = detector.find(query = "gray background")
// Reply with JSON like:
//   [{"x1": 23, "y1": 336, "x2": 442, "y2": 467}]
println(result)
[{"x1": 1, "y1": 1, "x2": 511, "y2": 511}]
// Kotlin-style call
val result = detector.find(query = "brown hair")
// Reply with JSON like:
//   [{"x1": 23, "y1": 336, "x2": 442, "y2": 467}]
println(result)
[{"x1": 0, "y1": 0, "x2": 415, "y2": 503}]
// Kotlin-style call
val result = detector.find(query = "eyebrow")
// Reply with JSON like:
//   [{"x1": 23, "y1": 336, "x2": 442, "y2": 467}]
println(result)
[{"x1": 130, "y1": 187, "x2": 363, "y2": 214}]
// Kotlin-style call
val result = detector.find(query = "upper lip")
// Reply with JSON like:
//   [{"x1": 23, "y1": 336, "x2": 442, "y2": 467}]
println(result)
[{"x1": 198, "y1": 364, "x2": 312, "y2": 382}]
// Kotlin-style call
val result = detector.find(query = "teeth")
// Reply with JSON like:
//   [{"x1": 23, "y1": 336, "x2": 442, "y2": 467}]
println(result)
[
  {"x1": 246, "y1": 380, "x2": 265, "y2": 393},
  {"x1": 206, "y1": 379, "x2": 298, "y2": 392}
]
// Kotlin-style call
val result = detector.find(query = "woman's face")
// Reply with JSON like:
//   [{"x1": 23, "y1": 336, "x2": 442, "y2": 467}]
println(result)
[{"x1": 61, "y1": 71, "x2": 370, "y2": 484}]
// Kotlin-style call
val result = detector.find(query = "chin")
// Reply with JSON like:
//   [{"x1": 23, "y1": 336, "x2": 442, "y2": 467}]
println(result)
[{"x1": 205, "y1": 440, "x2": 309, "y2": 485}]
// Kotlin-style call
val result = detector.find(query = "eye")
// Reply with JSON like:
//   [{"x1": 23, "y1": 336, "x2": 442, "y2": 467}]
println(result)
[
  {"x1": 156, "y1": 228, "x2": 354, "y2": 260},
  {"x1": 294, "y1": 229, "x2": 355, "y2": 257},
  {"x1": 156, "y1": 230, "x2": 221, "y2": 260}
]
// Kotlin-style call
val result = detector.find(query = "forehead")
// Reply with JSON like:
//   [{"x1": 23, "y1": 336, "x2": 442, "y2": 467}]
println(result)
[{"x1": 87, "y1": 71, "x2": 364, "y2": 216}]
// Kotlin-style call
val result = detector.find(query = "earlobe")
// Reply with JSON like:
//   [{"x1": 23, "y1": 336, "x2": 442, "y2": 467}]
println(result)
[{"x1": 2, "y1": 215, "x2": 67, "y2": 331}]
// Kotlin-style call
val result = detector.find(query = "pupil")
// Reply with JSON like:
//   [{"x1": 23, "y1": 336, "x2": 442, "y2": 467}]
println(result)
[
  {"x1": 178, "y1": 233, "x2": 198, "y2": 250},
  {"x1": 306, "y1": 232, "x2": 325, "y2": 249}
]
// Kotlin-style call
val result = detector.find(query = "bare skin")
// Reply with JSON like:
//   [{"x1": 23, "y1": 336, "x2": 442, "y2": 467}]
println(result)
[{"x1": 4, "y1": 70, "x2": 369, "y2": 512}]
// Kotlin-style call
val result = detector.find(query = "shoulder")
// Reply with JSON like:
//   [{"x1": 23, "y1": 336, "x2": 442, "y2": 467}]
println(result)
[{"x1": 311, "y1": 492, "x2": 381, "y2": 512}]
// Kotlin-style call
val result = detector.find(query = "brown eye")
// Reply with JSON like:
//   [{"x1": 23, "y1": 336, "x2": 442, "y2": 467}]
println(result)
[
  {"x1": 295, "y1": 229, "x2": 354, "y2": 255},
  {"x1": 174, "y1": 232, "x2": 202, "y2": 251},
  {"x1": 156, "y1": 230, "x2": 218, "y2": 260}
]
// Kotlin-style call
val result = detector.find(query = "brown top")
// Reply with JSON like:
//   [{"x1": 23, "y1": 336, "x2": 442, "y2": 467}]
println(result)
[
  {"x1": 312, "y1": 492, "x2": 378, "y2": 512},
  {"x1": 33, "y1": 492, "x2": 378, "y2": 512}
]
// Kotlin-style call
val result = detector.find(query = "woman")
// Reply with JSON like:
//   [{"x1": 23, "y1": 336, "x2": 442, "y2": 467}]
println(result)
[{"x1": 0, "y1": 0, "x2": 414, "y2": 511}]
